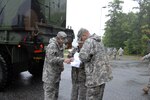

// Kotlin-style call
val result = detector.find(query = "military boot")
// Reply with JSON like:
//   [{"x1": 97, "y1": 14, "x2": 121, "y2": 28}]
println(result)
[{"x1": 143, "y1": 86, "x2": 149, "y2": 94}]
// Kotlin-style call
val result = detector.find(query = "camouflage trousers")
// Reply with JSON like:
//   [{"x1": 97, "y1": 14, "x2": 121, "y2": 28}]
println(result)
[
  {"x1": 148, "y1": 64, "x2": 150, "y2": 88},
  {"x1": 113, "y1": 54, "x2": 117, "y2": 60},
  {"x1": 86, "y1": 84, "x2": 105, "y2": 100},
  {"x1": 71, "y1": 82, "x2": 86, "y2": 100},
  {"x1": 118, "y1": 55, "x2": 122, "y2": 60},
  {"x1": 43, "y1": 82, "x2": 60, "y2": 100},
  {"x1": 71, "y1": 67, "x2": 86, "y2": 100},
  {"x1": 148, "y1": 78, "x2": 150, "y2": 88},
  {"x1": 148, "y1": 64, "x2": 150, "y2": 75}
]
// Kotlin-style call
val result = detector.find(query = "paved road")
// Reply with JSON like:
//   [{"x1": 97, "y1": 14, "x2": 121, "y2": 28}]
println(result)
[
  {"x1": 0, "y1": 59, "x2": 150, "y2": 100},
  {"x1": 104, "y1": 60, "x2": 150, "y2": 100}
]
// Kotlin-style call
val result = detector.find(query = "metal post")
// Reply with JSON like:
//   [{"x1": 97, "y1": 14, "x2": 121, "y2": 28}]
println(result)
[{"x1": 100, "y1": 6, "x2": 106, "y2": 34}]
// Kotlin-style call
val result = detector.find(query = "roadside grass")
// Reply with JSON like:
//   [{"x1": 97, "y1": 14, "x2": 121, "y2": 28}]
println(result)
[
  {"x1": 64, "y1": 49, "x2": 142, "y2": 61},
  {"x1": 119, "y1": 55, "x2": 142, "y2": 61},
  {"x1": 64, "y1": 50, "x2": 69, "y2": 58}
]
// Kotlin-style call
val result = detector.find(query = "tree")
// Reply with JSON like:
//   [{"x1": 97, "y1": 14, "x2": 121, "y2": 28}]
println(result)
[
  {"x1": 103, "y1": 0, "x2": 150, "y2": 55},
  {"x1": 103, "y1": 0, "x2": 128, "y2": 48},
  {"x1": 125, "y1": 0, "x2": 150, "y2": 55}
]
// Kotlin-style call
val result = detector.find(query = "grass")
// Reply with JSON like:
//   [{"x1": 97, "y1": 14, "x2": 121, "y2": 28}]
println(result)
[
  {"x1": 64, "y1": 49, "x2": 142, "y2": 61},
  {"x1": 64, "y1": 50, "x2": 69, "y2": 58},
  {"x1": 118, "y1": 55, "x2": 142, "y2": 61}
]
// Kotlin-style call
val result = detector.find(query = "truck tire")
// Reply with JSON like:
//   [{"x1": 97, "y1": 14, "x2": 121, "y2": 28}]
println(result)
[
  {"x1": 0, "y1": 55, "x2": 7, "y2": 91},
  {"x1": 28, "y1": 60, "x2": 43, "y2": 76}
]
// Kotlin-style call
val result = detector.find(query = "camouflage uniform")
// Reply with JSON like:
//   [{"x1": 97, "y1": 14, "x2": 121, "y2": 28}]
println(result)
[
  {"x1": 142, "y1": 53, "x2": 150, "y2": 74},
  {"x1": 118, "y1": 47, "x2": 124, "y2": 60},
  {"x1": 79, "y1": 34, "x2": 113, "y2": 100},
  {"x1": 112, "y1": 48, "x2": 117, "y2": 60},
  {"x1": 106, "y1": 48, "x2": 113, "y2": 60},
  {"x1": 68, "y1": 47, "x2": 86, "y2": 100},
  {"x1": 142, "y1": 53, "x2": 150, "y2": 89},
  {"x1": 42, "y1": 37, "x2": 64, "y2": 100}
]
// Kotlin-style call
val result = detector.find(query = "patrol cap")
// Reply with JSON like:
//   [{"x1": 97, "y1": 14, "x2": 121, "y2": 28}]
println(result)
[
  {"x1": 57, "y1": 31, "x2": 67, "y2": 38},
  {"x1": 57, "y1": 31, "x2": 68, "y2": 43}
]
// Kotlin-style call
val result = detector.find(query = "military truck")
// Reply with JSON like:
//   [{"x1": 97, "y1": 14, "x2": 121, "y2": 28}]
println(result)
[{"x1": 0, "y1": 0, "x2": 74, "y2": 90}]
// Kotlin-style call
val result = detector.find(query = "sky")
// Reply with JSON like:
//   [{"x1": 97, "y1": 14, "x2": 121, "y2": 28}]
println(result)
[{"x1": 66, "y1": 0, "x2": 139, "y2": 46}]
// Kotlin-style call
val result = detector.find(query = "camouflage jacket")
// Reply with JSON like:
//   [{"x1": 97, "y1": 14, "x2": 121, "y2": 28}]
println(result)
[
  {"x1": 118, "y1": 48, "x2": 124, "y2": 56},
  {"x1": 113, "y1": 48, "x2": 117, "y2": 55},
  {"x1": 142, "y1": 53, "x2": 150, "y2": 61},
  {"x1": 79, "y1": 34, "x2": 113, "y2": 87},
  {"x1": 42, "y1": 38, "x2": 64, "y2": 84}
]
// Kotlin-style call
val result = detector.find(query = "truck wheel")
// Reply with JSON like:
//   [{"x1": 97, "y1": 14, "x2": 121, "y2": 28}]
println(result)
[
  {"x1": 0, "y1": 55, "x2": 7, "y2": 91},
  {"x1": 28, "y1": 60, "x2": 43, "y2": 76}
]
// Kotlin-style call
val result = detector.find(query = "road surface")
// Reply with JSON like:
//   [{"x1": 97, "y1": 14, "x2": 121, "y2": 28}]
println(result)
[{"x1": 0, "y1": 58, "x2": 150, "y2": 100}]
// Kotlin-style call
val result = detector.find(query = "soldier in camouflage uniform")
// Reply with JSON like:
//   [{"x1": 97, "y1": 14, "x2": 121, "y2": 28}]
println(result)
[
  {"x1": 112, "y1": 48, "x2": 117, "y2": 60},
  {"x1": 79, "y1": 33, "x2": 113, "y2": 100},
  {"x1": 141, "y1": 53, "x2": 150, "y2": 94},
  {"x1": 42, "y1": 31, "x2": 71, "y2": 100},
  {"x1": 68, "y1": 41, "x2": 86, "y2": 100},
  {"x1": 118, "y1": 47, "x2": 124, "y2": 60},
  {"x1": 68, "y1": 28, "x2": 90, "y2": 100}
]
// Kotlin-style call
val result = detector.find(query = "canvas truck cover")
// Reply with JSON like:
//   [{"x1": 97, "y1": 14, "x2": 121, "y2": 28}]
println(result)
[{"x1": 0, "y1": 0, "x2": 67, "y2": 30}]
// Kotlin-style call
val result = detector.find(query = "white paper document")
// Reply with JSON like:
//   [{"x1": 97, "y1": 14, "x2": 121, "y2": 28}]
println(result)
[{"x1": 70, "y1": 52, "x2": 81, "y2": 68}]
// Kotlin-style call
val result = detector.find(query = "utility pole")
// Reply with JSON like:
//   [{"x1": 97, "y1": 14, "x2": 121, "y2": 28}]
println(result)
[{"x1": 100, "y1": 6, "x2": 106, "y2": 35}]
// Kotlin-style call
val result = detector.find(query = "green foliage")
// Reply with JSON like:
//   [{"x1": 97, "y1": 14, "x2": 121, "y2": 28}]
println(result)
[
  {"x1": 103, "y1": 0, "x2": 150, "y2": 55},
  {"x1": 141, "y1": 34, "x2": 149, "y2": 55}
]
